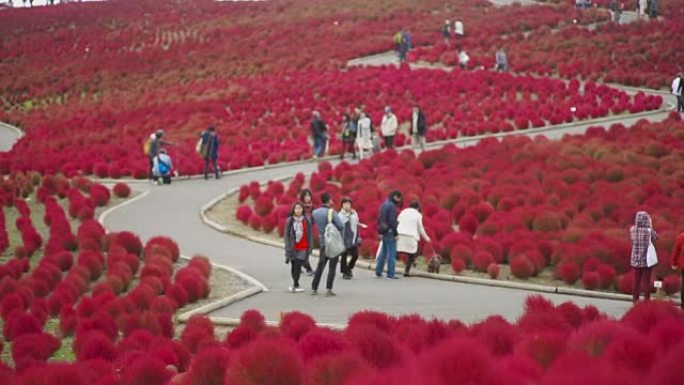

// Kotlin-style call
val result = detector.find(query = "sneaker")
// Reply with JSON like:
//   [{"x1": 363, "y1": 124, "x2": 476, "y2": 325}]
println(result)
[
  {"x1": 294, "y1": 287, "x2": 305, "y2": 293},
  {"x1": 375, "y1": 274, "x2": 383, "y2": 278},
  {"x1": 306, "y1": 270, "x2": 314, "y2": 277},
  {"x1": 403, "y1": 273, "x2": 410, "y2": 277},
  {"x1": 388, "y1": 276, "x2": 400, "y2": 280},
  {"x1": 288, "y1": 286, "x2": 295, "y2": 293},
  {"x1": 311, "y1": 289, "x2": 318, "y2": 295},
  {"x1": 325, "y1": 290, "x2": 336, "y2": 297},
  {"x1": 342, "y1": 274, "x2": 351, "y2": 280}
]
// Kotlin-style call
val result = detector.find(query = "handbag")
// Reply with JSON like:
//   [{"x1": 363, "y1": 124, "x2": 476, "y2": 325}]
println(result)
[{"x1": 646, "y1": 232, "x2": 658, "y2": 267}]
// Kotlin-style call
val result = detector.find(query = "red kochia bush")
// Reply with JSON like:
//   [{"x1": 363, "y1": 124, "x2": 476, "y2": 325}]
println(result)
[
  {"x1": 558, "y1": 262, "x2": 580, "y2": 285},
  {"x1": 226, "y1": 338, "x2": 304, "y2": 385},
  {"x1": 280, "y1": 311, "x2": 316, "y2": 341},
  {"x1": 184, "y1": 346, "x2": 231, "y2": 385},
  {"x1": 144, "y1": 236, "x2": 180, "y2": 263},
  {"x1": 225, "y1": 325, "x2": 258, "y2": 349},
  {"x1": 3, "y1": 311, "x2": 42, "y2": 341},
  {"x1": 487, "y1": 263, "x2": 500, "y2": 279},
  {"x1": 420, "y1": 336, "x2": 493, "y2": 385},
  {"x1": 108, "y1": 231, "x2": 143, "y2": 256},
  {"x1": 120, "y1": 356, "x2": 172, "y2": 385},
  {"x1": 582, "y1": 271, "x2": 600, "y2": 290},
  {"x1": 296, "y1": 328, "x2": 350, "y2": 360},
  {"x1": 112, "y1": 183, "x2": 132, "y2": 198},
  {"x1": 12, "y1": 332, "x2": 61, "y2": 369},
  {"x1": 89, "y1": 184, "x2": 111, "y2": 207},
  {"x1": 236, "y1": 205, "x2": 253, "y2": 224},
  {"x1": 181, "y1": 315, "x2": 215, "y2": 354},
  {"x1": 188, "y1": 255, "x2": 212, "y2": 279},
  {"x1": 510, "y1": 255, "x2": 535, "y2": 279},
  {"x1": 662, "y1": 274, "x2": 682, "y2": 295},
  {"x1": 346, "y1": 324, "x2": 404, "y2": 369},
  {"x1": 75, "y1": 331, "x2": 117, "y2": 361}
]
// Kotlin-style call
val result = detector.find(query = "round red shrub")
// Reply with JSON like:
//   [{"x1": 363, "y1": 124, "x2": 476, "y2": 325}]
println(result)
[
  {"x1": 458, "y1": 214, "x2": 479, "y2": 235},
  {"x1": 296, "y1": 328, "x2": 350, "y2": 360},
  {"x1": 581, "y1": 271, "x2": 600, "y2": 290},
  {"x1": 662, "y1": 274, "x2": 682, "y2": 295},
  {"x1": 420, "y1": 336, "x2": 492, "y2": 384},
  {"x1": 188, "y1": 255, "x2": 212, "y2": 279},
  {"x1": 89, "y1": 184, "x2": 111, "y2": 207},
  {"x1": 510, "y1": 255, "x2": 535, "y2": 280},
  {"x1": 112, "y1": 183, "x2": 131, "y2": 198},
  {"x1": 254, "y1": 196, "x2": 275, "y2": 217},
  {"x1": 451, "y1": 257, "x2": 466, "y2": 274},
  {"x1": 120, "y1": 356, "x2": 172, "y2": 385},
  {"x1": 75, "y1": 331, "x2": 117, "y2": 361},
  {"x1": 558, "y1": 262, "x2": 581, "y2": 285},
  {"x1": 109, "y1": 231, "x2": 143, "y2": 256},
  {"x1": 3, "y1": 311, "x2": 42, "y2": 341},
  {"x1": 487, "y1": 263, "x2": 500, "y2": 279},
  {"x1": 143, "y1": 236, "x2": 180, "y2": 263},
  {"x1": 12, "y1": 332, "x2": 61, "y2": 368},
  {"x1": 225, "y1": 325, "x2": 258, "y2": 349},
  {"x1": 166, "y1": 284, "x2": 189, "y2": 308},
  {"x1": 226, "y1": 338, "x2": 303, "y2": 385},
  {"x1": 236, "y1": 205, "x2": 253, "y2": 225},
  {"x1": 346, "y1": 324, "x2": 404, "y2": 369},
  {"x1": 240, "y1": 309, "x2": 266, "y2": 332},
  {"x1": 472, "y1": 251, "x2": 496, "y2": 272},
  {"x1": 596, "y1": 264, "x2": 616, "y2": 289},
  {"x1": 280, "y1": 311, "x2": 316, "y2": 341},
  {"x1": 181, "y1": 315, "x2": 215, "y2": 354},
  {"x1": 185, "y1": 346, "x2": 231, "y2": 385}
]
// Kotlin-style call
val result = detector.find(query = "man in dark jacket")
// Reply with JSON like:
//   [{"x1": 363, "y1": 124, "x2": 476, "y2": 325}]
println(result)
[
  {"x1": 310, "y1": 111, "x2": 328, "y2": 158},
  {"x1": 200, "y1": 125, "x2": 220, "y2": 180},
  {"x1": 311, "y1": 193, "x2": 344, "y2": 296},
  {"x1": 411, "y1": 106, "x2": 427, "y2": 151},
  {"x1": 375, "y1": 190, "x2": 402, "y2": 279}
]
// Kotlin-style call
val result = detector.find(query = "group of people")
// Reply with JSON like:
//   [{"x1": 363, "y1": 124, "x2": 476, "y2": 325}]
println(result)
[
  {"x1": 636, "y1": 0, "x2": 659, "y2": 19},
  {"x1": 310, "y1": 105, "x2": 428, "y2": 160},
  {"x1": 143, "y1": 125, "x2": 221, "y2": 184},
  {"x1": 442, "y1": 19, "x2": 465, "y2": 46},
  {"x1": 393, "y1": 28, "x2": 412, "y2": 63},
  {"x1": 443, "y1": 19, "x2": 508, "y2": 72},
  {"x1": 283, "y1": 189, "x2": 432, "y2": 296}
]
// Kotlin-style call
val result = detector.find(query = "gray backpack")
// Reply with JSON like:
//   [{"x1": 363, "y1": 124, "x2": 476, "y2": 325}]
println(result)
[{"x1": 324, "y1": 209, "x2": 345, "y2": 258}]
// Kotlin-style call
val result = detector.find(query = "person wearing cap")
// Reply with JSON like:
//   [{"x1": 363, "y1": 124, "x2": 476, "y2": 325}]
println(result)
[
  {"x1": 339, "y1": 197, "x2": 364, "y2": 280},
  {"x1": 380, "y1": 106, "x2": 398, "y2": 149}
]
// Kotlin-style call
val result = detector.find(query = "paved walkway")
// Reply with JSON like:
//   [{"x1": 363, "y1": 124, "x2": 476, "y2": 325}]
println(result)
[{"x1": 0, "y1": 122, "x2": 23, "y2": 152}]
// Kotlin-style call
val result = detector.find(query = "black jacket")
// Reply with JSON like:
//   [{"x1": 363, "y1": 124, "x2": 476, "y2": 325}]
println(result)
[
  {"x1": 377, "y1": 199, "x2": 399, "y2": 236},
  {"x1": 414, "y1": 111, "x2": 427, "y2": 135}
]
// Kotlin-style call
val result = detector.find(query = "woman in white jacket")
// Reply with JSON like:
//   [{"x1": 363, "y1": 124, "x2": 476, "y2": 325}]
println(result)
[
  {"x1": 397, "y1": 200, "x2": 431, "y2": 277},
  {"x1": 380, "y1": 106, "x2": 398, "y2": 149}
]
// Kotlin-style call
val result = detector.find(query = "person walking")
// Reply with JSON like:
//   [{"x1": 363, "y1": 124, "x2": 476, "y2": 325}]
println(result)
[
  {"x1": 671, "y1": 73, "x2": 683, "y2": 113},
  {"x1": 375, "y1": 191, "x2": 402, "y2": 279},
  {"x1": 284, "y1": 202, "x2": 314, "y2": 293},
  {"x1": 638, "y1": 0, "x2": 647, "y2": 18},
  {"x1": 399, "y1": 28, "x2": 411, "y2": 63},
  {"x1": 411, "y1": 105, "x2": 427, "y2": 151},
  {"x1": 380, "y1": 106, "x2": 398, "y2": 149},
  {"x1": 648, "y1": 0, "x2": 659, "y2": 18},
  {"x1": 443, "y1": 20, "x2": 451, "y2": 46},
  {"x1": 609, "y1": 0, "x2": 622, "y2": 22},
  {"x1": 356, "y1": 111, "x2": 373, "y2": 159},
  {"x1": 670, "y1": 231, "x2": 684, "y2": 308},
  {"x1": 199, "y1": 125, "x2": 220, "y2": 180},
  {"x1": 495, "y1": 48, "x2": 508, "y2": 72},
  {"x1": 298, "y1": 189, "x2": 316, "y2": 276},
  {"x1": 397, "y1": 200, "x2": 431, "y2": 277},
  {"x1": 311, "y1": 111, "x2": 328, "y2": 159},
  {"x1": 340, "y1": 113, "x2": 356, "y2": 159},
  {"x1": 630, "y1": 211, "x2": 659, "y2": 302},
  {"x1": 311, "y1": 193, "x2": 344, "y2": 296},
  {"x1": 393, "y1": 30, "x2": 403, "y2": 60},
  {"x1": 339, "y1": 197, "x2": 364, "y2": 280}
]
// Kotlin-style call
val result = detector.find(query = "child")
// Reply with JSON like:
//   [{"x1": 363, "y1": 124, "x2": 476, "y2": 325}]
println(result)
[{"x1": 284, "y1": 202, "x2": 313, "y2": 292}]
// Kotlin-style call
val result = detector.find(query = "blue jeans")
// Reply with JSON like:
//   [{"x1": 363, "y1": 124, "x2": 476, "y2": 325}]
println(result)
[
  {"x1": 375, "y1": 234, "x2": 397, "y2": 277},
  {"x1": 313, "y1": 136, "x2": 326, "y2": 157}
]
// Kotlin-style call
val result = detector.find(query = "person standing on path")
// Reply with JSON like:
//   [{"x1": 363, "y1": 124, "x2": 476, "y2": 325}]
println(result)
[
  {"x1": 356, "y1": 111, "x2": 373, "y2": 159},
  {"x1": 670, "y1": 231, "x2": 684, "y2": 308},
  {"x1": 630, "y1": 211, "x2": 659, "y2": 302},
  {"x1": 609, "y1": 0, "x2": 623, "y2": 23},
  {"x1": 411, "y1": 105, "x2": 427, "y2": 151},
  {"x1": 375, "y1": 190, "x2": 402, "y2": 279},
  {"x1": 340, "y1": 113, "x2": 356, "y2": 159},
  {"x1": 458, "y1": 49, "x2": 470, "y2": 69},
  {"x1": 671, "y1": 73, "x2": 683, "y2": 113},
  {"x1": 443, "y1": 20, "x2": 452, "y2": 46},
  {"x1": 311, "y1": 193, "x2": 344, "y2": 296},
  {"x1": 454, "y1": 19, "x2": 465, "y2": 40},
  {"x1": 339, "y1": 197, "x2": 364, "y2": 280},
  {"x1": 299, "y1": 189, "x2": 316, "y2": 276},
  {"x1": 400, "y1": 28, "x2": 412, "y2": 63},
  {"x1": 495, "y1": 48, "x2": 508, "y2": 72},
  {"x1": 199, "y1": 125, "x2": 220, "y2": 180},
  {"x1": 311, "y1": 111, "x2": 328, "y2": 159},
  {"x1": 381, "y1": 106, "x2": 398, "y2": 149},
  {"x1": 284, "y1": 202, "x2": 314, "y2": 293},
  {"x1": 147, "y1": 129, "x2": 173, "y2": 182},
  {"x1": 397, "y1": 200, "x2": 431, "y2": 277},
  {"x1": 648, "y1": 0, "x2": 659, "y2": 19}
]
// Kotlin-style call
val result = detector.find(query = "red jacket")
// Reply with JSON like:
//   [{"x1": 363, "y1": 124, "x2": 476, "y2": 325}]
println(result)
[{"x1": 672, "y1": 233, "x2": 684, "y2": 268}]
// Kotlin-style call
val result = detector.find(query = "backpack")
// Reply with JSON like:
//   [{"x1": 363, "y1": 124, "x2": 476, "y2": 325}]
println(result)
[
  {"x1": 157, "y1": 156, "x2": 170, "y2": 175},
  {"x1": 195, "y1": 137, "x2": 203, "y2": 155},
  {"x1": 393, "y1": 32, "x2": 403, "y2": 45},
  {"x1": 143, "y1": 138, "x2": 152, "y2": 156},
  {"x1": 324, "y1": 209, "x2": 345, "y2": 259}
]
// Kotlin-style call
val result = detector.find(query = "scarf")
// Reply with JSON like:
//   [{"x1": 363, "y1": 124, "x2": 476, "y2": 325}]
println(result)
[{"x1": 293, "y1": 216, "x2": 304, "y2": 243}]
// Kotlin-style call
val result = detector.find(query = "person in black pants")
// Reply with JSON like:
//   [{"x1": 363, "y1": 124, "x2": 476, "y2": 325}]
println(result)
[
  {"x1": 283, "y1": 202, "x2": 313, "y2": 293},
  {"x1": 199, "y1": 125, "x2": 220, "y2": 180},
  {"x1": 311, "y1": 193, "x2": 344, "y2": 296},
  {"x1": 339, "y1": 197, "x2": 364, "y2": 279}
]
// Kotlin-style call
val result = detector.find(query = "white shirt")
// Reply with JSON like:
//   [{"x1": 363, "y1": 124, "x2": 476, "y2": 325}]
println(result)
[
  {"x1": 459, "y1": 51, "x2": 469, "y2": 65},
  {"x1": 454, "y1": 21, "x2": 464, "y2": 35},
  {"x1": 381, "y1": 113, "x2": 398, "y2": 137},
  {"x1": 412, "y1": 111, "x2": 418, "y2": 133},
  {"x1": 672, "y1": 77, "x2": 682, "y2": 96}
]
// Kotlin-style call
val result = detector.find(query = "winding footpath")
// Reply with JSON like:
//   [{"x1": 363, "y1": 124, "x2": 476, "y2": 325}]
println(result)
[{"x1": 0, "y1": 9, "x2": 678, "y2": 325}]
